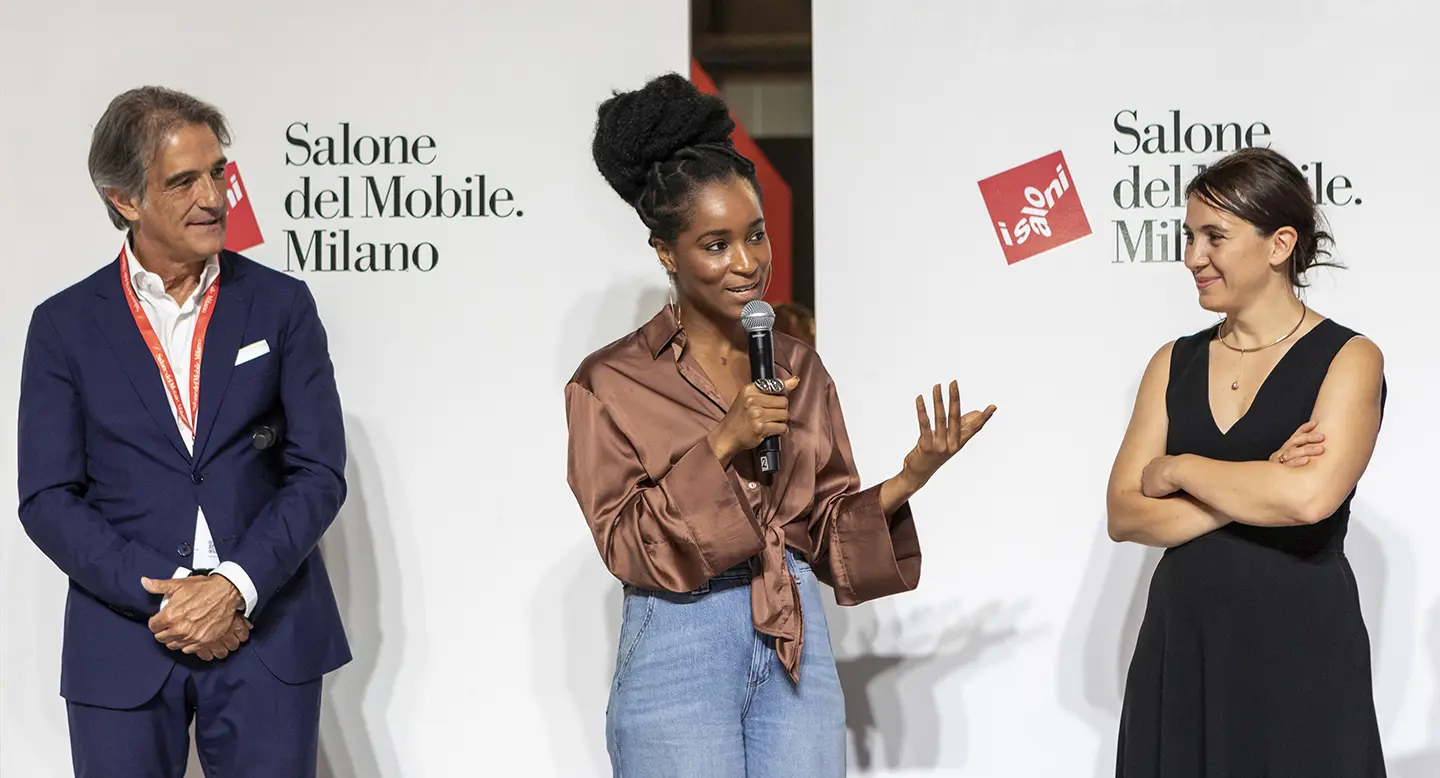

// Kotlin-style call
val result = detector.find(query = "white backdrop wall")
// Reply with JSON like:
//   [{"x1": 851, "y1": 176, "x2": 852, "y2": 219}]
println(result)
[
  {"x1": 0, "y1": 2, "x2": 686, "y2": 775},
  {"x1": 814, "y1": 1, "x2": 1439, "y2": 776}
]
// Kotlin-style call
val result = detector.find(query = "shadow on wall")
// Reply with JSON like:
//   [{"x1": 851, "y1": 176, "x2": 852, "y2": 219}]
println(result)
[
  {"x1": 544, "y1": 544, "x2": 624, "y2": 776},
  {"x1": 1347, "y1": 504, "x2": 1412, "y2": 737},
  {"x1": 545, "y1": 283, "x2": 668, "y2": 775},
  {"x1": 1056, "y1": 376, "x2": 1161, "y2": 778},
  {"x1": 1387, "y1": 601, "x2": 1440, "y2": 777},
  {"x1": 316, "y1": 418, "x2": 411, "y2": 778},
  {"x1": 1363, "y1": 495, "x2": 1433, "y2": 778},
  {"x1": 1057, "y1": 522, "x2": 1160, "y2": 778},
  {"x1": 182, "y1": 418, "x2": 410, "y2": 777},
  {"x1": 828, "y1": 596, "x2": 1035, "y2": 772},
  {"x1": 554, "y1": 280, "x2": 669, "y2": 388}
]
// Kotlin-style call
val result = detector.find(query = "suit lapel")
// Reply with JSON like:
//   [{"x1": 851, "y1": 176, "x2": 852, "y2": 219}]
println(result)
[
  {"x1": 92, "y1": 260, "x2": 192, "y2": 462},
  {"x1": 193, "y1": 254, "x2": 252, "y2": 465}
]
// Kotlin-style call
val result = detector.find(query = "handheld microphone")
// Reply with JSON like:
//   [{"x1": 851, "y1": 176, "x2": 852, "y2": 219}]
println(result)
[{"x1": 741, "y1": 300, "x2": 781, "y2": 479}]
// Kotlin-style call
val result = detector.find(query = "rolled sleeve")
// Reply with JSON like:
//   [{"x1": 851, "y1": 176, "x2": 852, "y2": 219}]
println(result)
[
  {"x1": 809, "y1": 378, "x2": 922, "y2": 604},
  {"x1": 823, "y1": 484, "x2": 921, "y2": 605}
]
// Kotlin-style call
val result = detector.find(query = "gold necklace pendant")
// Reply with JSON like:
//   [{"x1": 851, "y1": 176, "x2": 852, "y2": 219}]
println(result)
[{"x1": 1219, "y1": 304, "x2": 1308, "y2": 392}]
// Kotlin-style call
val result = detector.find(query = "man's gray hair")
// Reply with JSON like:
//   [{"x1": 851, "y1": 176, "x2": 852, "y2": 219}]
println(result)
[{"x1": 88, "y1": 86, "x2": 232, "y2": 230}]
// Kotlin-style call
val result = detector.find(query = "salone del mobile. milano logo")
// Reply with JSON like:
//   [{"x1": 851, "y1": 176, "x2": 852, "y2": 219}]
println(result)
[
  {"x1": 1109, "y1": 109, "x2": 1360, "y2": 264},
  {"x1": 976, "y1": 110, "x2": 1362, "y2": 266},
  {"x1": 223, "y1": 123, "x2": 524, "y2": 273}
]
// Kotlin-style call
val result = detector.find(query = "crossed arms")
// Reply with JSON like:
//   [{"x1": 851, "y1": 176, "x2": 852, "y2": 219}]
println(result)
[{"x1": 1106, "y1": 337, "x2": 1384, "y2": 548}]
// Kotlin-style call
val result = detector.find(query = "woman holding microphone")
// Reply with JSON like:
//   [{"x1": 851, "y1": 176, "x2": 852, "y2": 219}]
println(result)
[{"x1": 564, "y1": 73, "x2": 996, "y2": 777}]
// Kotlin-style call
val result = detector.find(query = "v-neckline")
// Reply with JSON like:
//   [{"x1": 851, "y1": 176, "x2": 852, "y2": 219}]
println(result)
[{"x1": 1205, "y1": 319, "x2": 1328, "y2": 437}]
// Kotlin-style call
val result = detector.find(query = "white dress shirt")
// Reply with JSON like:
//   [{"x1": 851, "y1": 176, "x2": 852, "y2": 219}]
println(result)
[{"x1": 128, "y1": 249, "x2": 258, "y2": 616}]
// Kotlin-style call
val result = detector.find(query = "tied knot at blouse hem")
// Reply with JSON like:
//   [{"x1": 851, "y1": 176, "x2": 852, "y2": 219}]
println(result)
[{"x1": 564, "y1": 305, "x2": 921, "y2": 683}]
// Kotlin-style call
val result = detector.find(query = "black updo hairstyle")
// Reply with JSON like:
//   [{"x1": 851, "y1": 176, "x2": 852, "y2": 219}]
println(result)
[
  {"x1": 1185, "y1": 146, "x2": 1340, "y2": 288},
  {"x1": 592, "y1": 73, "x2": 761, "y2": 246}
]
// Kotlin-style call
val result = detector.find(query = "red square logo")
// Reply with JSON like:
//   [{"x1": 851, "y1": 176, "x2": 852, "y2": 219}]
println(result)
[
  {"x1": 978, "y1": 151, "x2": 1091, "y2": 265},
  {"x1": 223, "y1": 162, "x2": 264, "y2": 253}
]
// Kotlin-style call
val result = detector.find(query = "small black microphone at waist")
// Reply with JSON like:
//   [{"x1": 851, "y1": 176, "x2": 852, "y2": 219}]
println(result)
[{"x1": 252, "y1": 418, "x2": 284, "y2": 450}]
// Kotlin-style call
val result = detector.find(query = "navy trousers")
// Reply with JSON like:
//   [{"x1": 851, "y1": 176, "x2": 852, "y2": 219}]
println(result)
[{"x1": 66, "y1": 646, "x2": 322, "y2": 777}]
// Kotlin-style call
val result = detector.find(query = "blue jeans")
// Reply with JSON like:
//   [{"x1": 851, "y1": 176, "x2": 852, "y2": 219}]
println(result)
[{"x1": 606, "y1": 550, "x2": 846, "y2": 777}]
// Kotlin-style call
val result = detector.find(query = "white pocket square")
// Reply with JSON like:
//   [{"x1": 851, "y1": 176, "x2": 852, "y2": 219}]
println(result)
[{"x1": 234, "y1": 340, "x2": 271, "y2": 366}]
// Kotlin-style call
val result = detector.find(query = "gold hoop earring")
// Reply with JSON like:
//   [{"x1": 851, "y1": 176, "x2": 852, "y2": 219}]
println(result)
[{"x1": 667, "y1": 273, "x2": 681, "y2": 325}]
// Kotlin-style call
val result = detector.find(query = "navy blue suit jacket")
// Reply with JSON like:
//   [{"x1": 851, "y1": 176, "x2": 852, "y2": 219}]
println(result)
[{"x1": 17, "y1": 250, "x2": 351, "y2": 709}]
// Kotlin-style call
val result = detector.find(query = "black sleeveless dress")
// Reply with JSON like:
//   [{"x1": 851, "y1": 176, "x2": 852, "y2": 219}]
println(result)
[{"x1": 1116, "y1": 319, "x2": 1387, "y2": 777}]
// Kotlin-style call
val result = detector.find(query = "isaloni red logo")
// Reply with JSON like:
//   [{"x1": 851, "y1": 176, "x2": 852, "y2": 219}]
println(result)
[
  {"x1": 223, "y1": 161, "x2": 265, "y2": 253},
  {"x1": 978, "y1": 151, "x2": 1091, "y2": 264}
]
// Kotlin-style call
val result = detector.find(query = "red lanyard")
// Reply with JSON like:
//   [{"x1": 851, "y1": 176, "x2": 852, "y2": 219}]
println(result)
[{"x1": 119, "y1": 244, "x2": 220, "y2": 439}]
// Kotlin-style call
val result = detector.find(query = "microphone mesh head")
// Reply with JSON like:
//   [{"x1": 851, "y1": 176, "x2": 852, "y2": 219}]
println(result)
[{"x1": 741, "y1": 300, "x2": 775, "y2": 333}]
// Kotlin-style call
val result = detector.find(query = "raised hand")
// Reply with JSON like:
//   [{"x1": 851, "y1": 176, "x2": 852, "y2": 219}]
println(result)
[{"x1": 901, "y1": 381, "x2": 997, "y2": 487}]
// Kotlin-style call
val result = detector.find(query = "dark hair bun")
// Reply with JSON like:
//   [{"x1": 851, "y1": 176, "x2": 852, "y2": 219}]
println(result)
[
  {"x1": 592, "y1": 73, "x2": 735, "y2": 205},
  {"x1": 1185, "y1": 146, "x2": 1338, "y2": 288}
]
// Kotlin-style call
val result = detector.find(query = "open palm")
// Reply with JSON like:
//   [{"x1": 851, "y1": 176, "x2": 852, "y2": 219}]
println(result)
[{"x1": 902, "y1": 381, "x2": 997, "y2": 485}]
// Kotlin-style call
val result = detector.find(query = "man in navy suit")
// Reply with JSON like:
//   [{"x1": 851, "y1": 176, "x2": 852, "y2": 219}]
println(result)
[{"x1": 17, "y1": 86, "x2": 350, "y2": 777}]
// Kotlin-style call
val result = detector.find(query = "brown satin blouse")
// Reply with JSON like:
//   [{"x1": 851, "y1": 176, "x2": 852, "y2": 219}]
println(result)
[{"x1": 564, "y1": 306, "x2": 921, "y2": 683}]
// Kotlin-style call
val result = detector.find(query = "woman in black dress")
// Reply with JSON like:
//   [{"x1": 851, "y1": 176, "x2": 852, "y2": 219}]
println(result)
[{"x1": 1106, "y1": 147, "x2": 1387, "y2": 777}]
